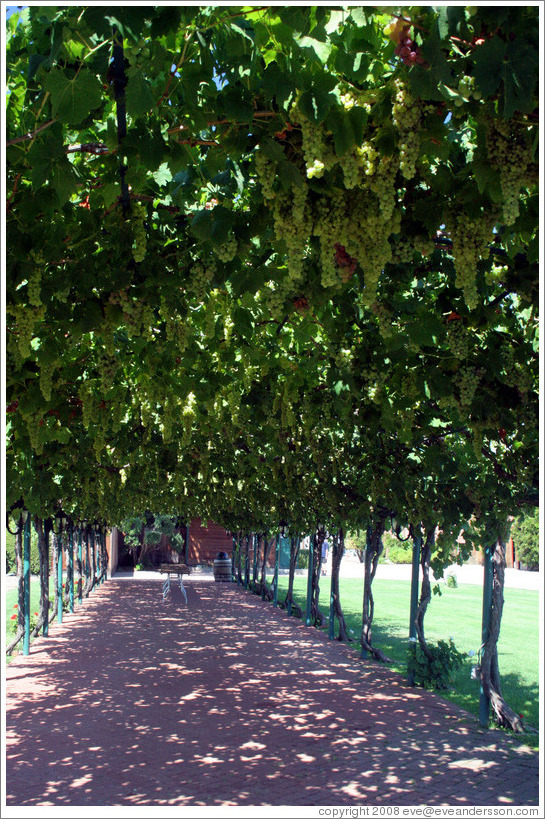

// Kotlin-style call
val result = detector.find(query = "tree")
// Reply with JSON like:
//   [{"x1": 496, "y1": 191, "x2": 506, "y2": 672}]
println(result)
[{"x1": 510, "y1": 509, "x2": 539, "y2": 570}]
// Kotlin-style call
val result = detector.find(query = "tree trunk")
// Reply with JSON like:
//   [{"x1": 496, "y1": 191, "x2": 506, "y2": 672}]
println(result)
[
  {"x1": 480, "y1": 537, "x2": 524, "y2": 732},
  {"x1": 283, "y1": 536, "x2": 302, "y2": 617},
  {"x1": 330, "y1": 528, "x2": 352, "y2": 641},
  {"x1": 6, "y1": 521, "x2": 24, "y2": 655},
  {"x1": 415, "y1": 527, "x2": 436, "y2": 661},
  {"x1": 360, "y1": 519, "x2": 392, "y2": 663},
  {"x1": 310, "y1": 532, "x2": 326, "y2": 627},
  {"x1": 355, "y1": 549, "x2": 365, "y2": 564}
]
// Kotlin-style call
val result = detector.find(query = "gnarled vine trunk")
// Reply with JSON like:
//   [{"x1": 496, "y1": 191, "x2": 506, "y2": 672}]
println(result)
[
  {"x1": 32, "y1": 517, "x2": 50, "y2": 638},
  {"x1": 330, "y1": 528, "x2": 352, "y2": 641},
  {"x1": 244, "y1": 534, "x2": 250, "y2": 586},
  {"x1": 83, "y1": 528, "x2": 95, "y2": 598},
  {"x1": 415, "y1": 527, "x2": 436, "y2": 661},
  {"x1": 480, "y1": 537, "x2": 524, "y2": 733},
  {"x1": 259, "y1": 534, "x2": 275, "y2": 601},
  {"x1": 283, "y1": 536, "x2": 302, "y2": 617},
  {"x1": 360, "y1": 518, "x2": 391, "y2": 663},
  {"x1": 310, "y1": 531, "x2": 326, "y2": 627}
]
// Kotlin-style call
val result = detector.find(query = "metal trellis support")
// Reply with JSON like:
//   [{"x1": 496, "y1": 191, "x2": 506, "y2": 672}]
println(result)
[
  {"x1": 273, "y1": 533, "x2": 280, "y2": 607},
  {"x1": 407, "y1": 528, "x2": 422, "y2": 686},
  {"x1": 23, "y1": 513, "x2": 31, "y2": 655},
  {"x1": 479, "y1": 543, "x2": 494, "y2": 726}
]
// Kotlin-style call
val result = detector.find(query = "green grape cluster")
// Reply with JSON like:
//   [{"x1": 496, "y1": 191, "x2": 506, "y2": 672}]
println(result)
[
  {"x1": 214, "y1": 235, "x2": 238, "y2": 262},
  {"x1": 162, "y1": 401, "x2": 174, "y2": 444},
  {"x1": 188, "y1": 259, "x2": 215, "y2": 301},
  {"x1": 369, "y1": 155, "x2": 396, "y2": 220},
  {"x1": 25, "y1": 412, "x2": 43, "y2": 455},
  {"x1": 390, "y1": 236, "x2": 413, "y2": 265},
  {"x1": 114, "y1": 289, "x2": 144, "y2": 337},
  {"x1": 93, "y1": 426, "x2": 106, "y2": 459},
  {"x1": 111, "y1": 396, "x2": 125, "y2": 432},
  {"x1": 400, "y1": 370, "x2": 419, "y2": 401},
  {"x1": 314, "y1": 191, "x2": 348, "y2": 288},
  {"x1": 127, "y1": 39, "x2": 151, "y2": 66},
  {"x1": 27, "y1": 268, "x2": 42, "y2": 307},
  {"x1": 447, "y1": 320, "x2": 469, "y2": 359},
  {"x1": 456, "y1": 366, "x2": 482, "y2": 408},
  {"x1": 486, "y1": 261, "x2": 508, "y2": 286},
  {"x1": 98, "y1": 353, "x2": 117, "y2": 392},
  {"x1": 361, "y1": 364, "x2": 386, "y2": 404},
  {"x1": 255, "y1": 151, "x2": 277, "y2": 200},
  {"x1": 265, "y1": 281, "x2": 289, "y2": 320},
  {"x1": 289, "y1": 102, "x2": 329, "y2": 179},
  {"x1": 79, "y1": 383, "x2": 97, "y2": 430},
  {"x1": 485, "y1": 119, "x2": 535, "y2": 225},
  {"x1": 371, "y1": 302, "x2": 395, "y2": 339},
  {"x1": 102, "y1": 322, "x2": 115, "y2": 357},
  {"x1": 412, "y1": 233, "x2": 435, "y2": 258},
  {"x1": 131, "y1": 202, "x2": 147, "y2": 263},
  {"x1": 457, "y1": 74, "x2": 481, "y2": 102},
  {"x1": 271, "y1": 189, "x2": 310, "y2": 282},
  {"x1": 450, "y1": 212, "x2": 493, "y2": 310},
  {"x1": 344, "y1": 190, "x2": 393, "y2": 304},
  {"x1": 10, "y1": 305, "x2": 46, "y2": 359},
  {"x1": 39, "y1": 359, "x2": 56, "y2": 402},
  {"x1": 392, "y1": 79, "x2": 421, "y2": 180},
  {"x1": 339, "y1": 153, "x2": 363, "y2": 189},
  {"x1": 141, "y1": 303, "x2": 156, "y2": 342},
  {"x1": 223, "y1": 313, "x2": 234, "y2": 343},
  {"x1": 334, "y1": 347, "x2": 354, "y2": 371}
]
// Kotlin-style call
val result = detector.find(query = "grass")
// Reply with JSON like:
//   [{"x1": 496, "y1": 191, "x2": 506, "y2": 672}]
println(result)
[
  {"x1": 276, "y1": 574, "x2": 540, "y2": 741},
  {"x1": 5, "y1": 576, "x2": 73, "y2": 659}
]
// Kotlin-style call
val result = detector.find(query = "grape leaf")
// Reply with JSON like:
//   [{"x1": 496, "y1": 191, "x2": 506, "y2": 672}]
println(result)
[
  {"x1": 125, "y1": 70, "x2": 155, "y2": 118},
  {"x1": 45, "y1": 68, "x2": 102, "y2": 125}
]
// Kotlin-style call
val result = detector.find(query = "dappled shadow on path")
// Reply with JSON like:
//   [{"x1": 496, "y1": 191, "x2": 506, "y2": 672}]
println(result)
[{"x1": 5, "y1": 580, "x2": 539, "y2": 807}]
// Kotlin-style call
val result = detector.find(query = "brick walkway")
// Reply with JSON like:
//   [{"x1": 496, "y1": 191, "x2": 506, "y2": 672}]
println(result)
[{"x1": 5, "y1": 578, "x2": 539, "y2": 807}]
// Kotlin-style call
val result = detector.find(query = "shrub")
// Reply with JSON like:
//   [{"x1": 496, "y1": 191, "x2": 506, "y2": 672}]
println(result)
[
  {"x1": 297, "y1": 550, "x2": 309, "y2": 569},
  {"x1": 407, "y1": 638, "x2": 465, "y2": 689},
  {"x1": 510, "y1": 509, "x2": 539, "y2": 570},
  {"x1": 446, "y1": 573, "x2": 458, "y2": 588},
  {"x1": 5, "y1": 529, "x2": 41, "y2": 575}
]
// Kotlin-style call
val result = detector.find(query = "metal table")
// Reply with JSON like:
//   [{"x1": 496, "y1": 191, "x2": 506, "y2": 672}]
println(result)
[{"x1": 159, "y1": 564, "x2": 191, "y2": 604}]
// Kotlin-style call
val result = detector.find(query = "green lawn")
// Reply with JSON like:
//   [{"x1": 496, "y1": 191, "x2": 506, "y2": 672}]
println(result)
[
  {"x1": 5, "y1": 576, "x2": 72, "y2": 658},
  {"x1": 277, "y1": 575, "x2": 540, "y2": 737}
]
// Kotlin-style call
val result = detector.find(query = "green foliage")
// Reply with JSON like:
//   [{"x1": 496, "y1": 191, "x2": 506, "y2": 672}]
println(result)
[
  {"x1": 510, "y1": 509, "x2": 539, "y2": 570},
  {"x1": 382, "y1": 531, "x2": 412, "y2": 564},
  {"x1": 297, "y1": 550, "x2": 310, "y2": 570},
  {"x1": 407, "y1": 638, "x2": 465, "y2": 690},
  {"x1": 446, "y1": 573, "x2": 458, "y2": 589},
  {"x1": 5, "y1": 530, "x2": 41, "y2": 575},
  {"x1": 4, "y1": 5, "x2": 539, "y2": 553}
]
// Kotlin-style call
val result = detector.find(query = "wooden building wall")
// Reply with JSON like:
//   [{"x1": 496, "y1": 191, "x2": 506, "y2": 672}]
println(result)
[{"x1": 187, "y1": 518, "x2": 232, "y2": 563}]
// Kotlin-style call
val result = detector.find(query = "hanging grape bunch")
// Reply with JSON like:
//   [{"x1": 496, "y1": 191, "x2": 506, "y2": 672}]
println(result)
[
  {"x1": 131, "y1": 201, "x2": 147, "y2": 263},
  {"x1": 334, "y1": 244, "x2": 357, "y2": 282},
  {"x1": 446, "y1": 315, "x2": 469, "y2": 359},
  {"x1": 393, "y1": 24, "x2": 426, "y2": 67}
]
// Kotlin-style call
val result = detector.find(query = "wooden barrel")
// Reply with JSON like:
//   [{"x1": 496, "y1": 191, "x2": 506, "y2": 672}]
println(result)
[{"x1": 213, "y1": 557, "x2": 232, "y2": 582}]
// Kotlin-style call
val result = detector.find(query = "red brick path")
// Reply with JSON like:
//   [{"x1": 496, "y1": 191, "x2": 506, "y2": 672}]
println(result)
[{"x1": 5, "y1": 578, "x2": 539, "y2": 807}]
